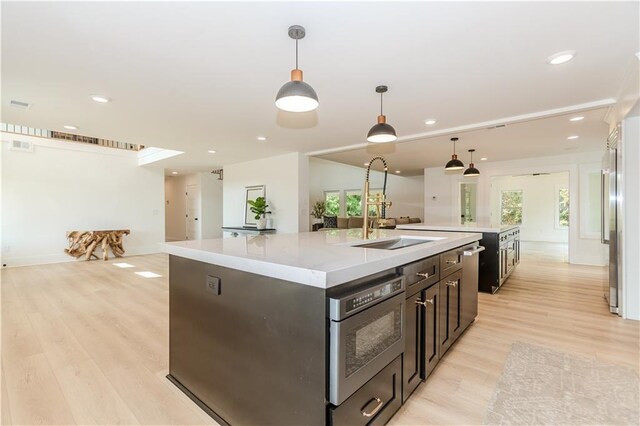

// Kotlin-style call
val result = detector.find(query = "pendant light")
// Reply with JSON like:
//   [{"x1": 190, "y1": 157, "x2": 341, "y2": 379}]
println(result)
[
  {"x1": 275, "y1": 25, "x2": 319, "y2": 113},
  {"x1": 464, "y1": 149, "x2": 480, "y2": 176},
  {"x1": 366, "y1": 85, "x2": 397, "y2": 143},
  {"x1": 445, "y1": 137, "x2": 465, "y2": 170}
]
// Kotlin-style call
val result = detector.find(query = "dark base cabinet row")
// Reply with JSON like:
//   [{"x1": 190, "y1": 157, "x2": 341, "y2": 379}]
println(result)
[
  {"x1": 402, "y1": 246, "x2": 479, "y2": 402},
  {"x1": 328, "y1": 244, "x2": 480, "y2": 426}
]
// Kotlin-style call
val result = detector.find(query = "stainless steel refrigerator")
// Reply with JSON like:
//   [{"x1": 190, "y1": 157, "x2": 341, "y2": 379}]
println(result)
[{"x1": 602, "y1": 124, "x2": 622, "y2": 314}]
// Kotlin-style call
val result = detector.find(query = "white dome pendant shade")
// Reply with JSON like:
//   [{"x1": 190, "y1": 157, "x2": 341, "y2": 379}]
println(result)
[
  {"x1": 367, "y1": 85, "x2": 397, "y2": 143},
  {"x1": 275, "y1": 25, "x2": 319, "y2": 113}
]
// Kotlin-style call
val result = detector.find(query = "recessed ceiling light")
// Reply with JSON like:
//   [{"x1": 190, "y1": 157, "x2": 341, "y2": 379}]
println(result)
[
  {"x1": 364, "y1": 162, "x2": 369, "y2": 166},
  {"x1": 395, "y1": 170, "x2": 401, "y2": 174},
  {"x1": 63, "y1": 125, "x2": 77, "y2": 130},
  {"x1": 480, "y1": 157, "x2": 488, "y2": 161},
  {"x1": 567, "y1": 135, "x2": 579, "y2": 140},
  {"x1": 546, "y1": 51, "x2": 576, "y2": 65},
  {"x1": 208, "y1": 150, "x2": 217, "y2": 154},
  {"x1": 569, "y1": 116, "x2": 584, "y2": 122},
  {"x1": 171, "y1": 171, "x2": 178, "y2": 175},
  {"x1": 424, "y1": 119, "x2": 437, "y2": 125},
  {"x1": 90, "y1": 95, "x2": 111, "y2": 103},
  {"x1": 257, "y1": 136, "x2": 267, "y2": 141}
]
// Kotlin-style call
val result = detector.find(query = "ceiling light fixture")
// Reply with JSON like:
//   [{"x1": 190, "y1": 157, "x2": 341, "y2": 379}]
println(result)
[
  {"x1": 395, "y1": 170, "x2": 401, "y2": 174},
  {"x1": 464, "y1": 149, "x2": 480, "y2": 176},
  {"x1": 546, "y1": 51, "x2": 576, "y2": 65},
  {"x1": 257, "y1": 136, "x2": 267, "y2": 141},
  {"x1": 480, "y1": 157, "x2": 488, "y2": 161},
  {"x1": 569, "y1": 116, "x2": 584, "y2": 122},
  {"x1": 445, "y1": 137, "x2": 465, "y2": 171},
  {"x1": 425, "y1": 119, "x2": 437, "y2": 125},
  {"x1": 90, "y1": 95, "x2": 111, "y2": 103},
  {"x1": 367, "y1": 85, "x2": 397, "y2": 143},
  {"x1": 171, "y1": 171, "x2": 178, "y2": 175},
  {"x1": 364, "y1": 162, "x2": 369, "y2": 166},
  {"x1": 275, "y1": 25, "x2": 319, "y2": 113},
  {"x1": 208, "y1": 150, "x2": 216, "y2": 154},
  {"x1": 63, "y1": 125, "x2": 77, "y2": 130},
  {"x1": 567, "y1": 135, "x2": 579, "y2": 140}
]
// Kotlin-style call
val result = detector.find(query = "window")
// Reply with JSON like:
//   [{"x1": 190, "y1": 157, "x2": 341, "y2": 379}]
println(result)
[
  {"x1": 500, "y1": 190, "x2": 523, "y2": 225},
  {"x1": 367, "y1": 189, "x2": 384, "y2": 217},
  {"x1": 345, "y1": 190, "x2": 362, "y2": 217},
  {"x1": 324, "y1": 191, "x2": 340, "y2": 216},
  {"x1": 558, "y1": 187, "x2": 569, "y2": 228}
]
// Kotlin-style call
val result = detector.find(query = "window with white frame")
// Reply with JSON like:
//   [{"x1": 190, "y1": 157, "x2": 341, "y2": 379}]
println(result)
[
  {"x1": 324, "y1": 191, "x2": 340, "y2": 216},
  {"x1": 557, "y1": 187, "x2": 569, "y2": 228},
  {"x1": 500, "y1": 190, "x2": 523, "y2": 225},
  {"x1": 345, "y1": 190, "x2": 363, "y2": 217}
]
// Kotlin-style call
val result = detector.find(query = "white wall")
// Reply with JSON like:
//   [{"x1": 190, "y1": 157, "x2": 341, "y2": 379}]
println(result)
[
  {"x1": 1, "y1": 133, "x2": 165, "y2": 267},
  {"x1": 424, "y1": 151, "x2": 608, "y2": 266},
  {"x1": 223, "y1": 152, "x2": 309, "y2": 234},
  {"x1": 490, "y1": 173, "x2": 569, "y2": 243},
  {"x1": 309, "y1": 158, "x2": 424, "y2": 227},
  {"x1": 165, "y1": 172, "x2": 223, "y2": 241},
  {"x1": 200, "y1": 172, "x2": 224, "y2": 239}
]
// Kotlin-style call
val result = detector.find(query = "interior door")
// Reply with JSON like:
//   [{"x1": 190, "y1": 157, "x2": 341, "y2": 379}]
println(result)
[{"x1": 186, "y1": 184, "x2": 201, "y2": 240}]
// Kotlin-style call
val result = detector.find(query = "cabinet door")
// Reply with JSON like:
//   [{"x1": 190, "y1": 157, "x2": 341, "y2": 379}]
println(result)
[
  {"x1": 423, "y1": 284, "x2": 440, "y2": 378},
  {"x1": 439, "y1": 270, "x2": 462, "y2": 355},
  {"x1": 403, "y1": 291, "x2": 423, "y2": 402}
]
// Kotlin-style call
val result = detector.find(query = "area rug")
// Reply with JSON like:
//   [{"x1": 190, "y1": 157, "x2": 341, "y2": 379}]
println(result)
[{"x1": 484, "y1": 342, "x2": 639, "y2": 425}]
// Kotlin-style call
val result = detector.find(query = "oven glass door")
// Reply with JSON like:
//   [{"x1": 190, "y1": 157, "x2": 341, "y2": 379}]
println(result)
[{"x1": 330, "y1": 293, "x2": 405, "y2": 405}]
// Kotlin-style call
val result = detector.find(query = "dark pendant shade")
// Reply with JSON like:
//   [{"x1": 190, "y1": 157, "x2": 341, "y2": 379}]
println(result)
[
  {"x1": 464, "y1": 165, "x2": 480, "y2": 176},
  {"x1": 367, "y1": 122, "x2": 397, "y2": 143},
  {"x1": 445, "y1": 156, "x2": 465, "y2": 170},
  {"x1": 463, "y1": 149, "x2": 480, "y2": 176}
]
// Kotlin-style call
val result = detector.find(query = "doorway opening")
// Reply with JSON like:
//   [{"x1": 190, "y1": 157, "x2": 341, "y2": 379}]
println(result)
[{"x1": 490, "y1": 172, "x2": 570, "y2": 263}]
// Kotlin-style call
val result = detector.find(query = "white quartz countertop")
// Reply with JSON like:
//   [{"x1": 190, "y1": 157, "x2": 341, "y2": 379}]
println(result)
[
  {"x1": 160, "y1": 229, "x2": 482, "y2": 289},
  {"x1": 397, "y1": 223, "x2": 519, "y2": 233}
]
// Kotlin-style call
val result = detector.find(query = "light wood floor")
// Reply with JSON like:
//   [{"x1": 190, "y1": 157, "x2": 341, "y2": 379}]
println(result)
[{"x1": 2, "y1": 247, "x2": 638, "y2": 425}]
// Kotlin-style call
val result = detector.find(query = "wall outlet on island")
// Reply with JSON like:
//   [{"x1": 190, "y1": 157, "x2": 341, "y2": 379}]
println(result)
[{"x1": 206, "y1": 275, "x2": 221, "y2": 295}]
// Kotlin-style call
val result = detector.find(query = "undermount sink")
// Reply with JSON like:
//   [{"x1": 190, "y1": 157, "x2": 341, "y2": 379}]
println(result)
[{"x1": 353, "y1": 237, "x2": 438, "y2": 250}]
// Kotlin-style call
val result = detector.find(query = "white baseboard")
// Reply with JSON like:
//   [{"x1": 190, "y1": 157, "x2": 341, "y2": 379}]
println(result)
[{"x1": 1, "y1": 245, "x2": 162, "y2": 268}]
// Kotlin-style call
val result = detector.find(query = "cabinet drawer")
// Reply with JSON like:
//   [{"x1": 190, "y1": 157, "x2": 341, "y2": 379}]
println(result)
[
  {"x1": 329, "y1": 356, "x2": 402, "y2": 426},
  {"x1": 399, "y1": 256, "x2": 440, "y2": 296},
  {"x1": 440, "y1": 249, "x2": 462, "y2": 277}
]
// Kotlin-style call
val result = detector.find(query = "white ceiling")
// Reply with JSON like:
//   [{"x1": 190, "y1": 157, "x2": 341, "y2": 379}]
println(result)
[
  {"x1": 1, "y1": 2, "x2": 638, "y2": 174},
  {"x1": 320, "y1": 107, "x2": 611, "y2": 175}
]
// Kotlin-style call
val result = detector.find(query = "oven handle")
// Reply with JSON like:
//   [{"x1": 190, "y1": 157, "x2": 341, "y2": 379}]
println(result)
[
  {"x1": 458, "y1": 246, "x2": 485, "y2": 256},
  {"x1": 361, "y1": 397, "x2": 384, "y2": 418}
]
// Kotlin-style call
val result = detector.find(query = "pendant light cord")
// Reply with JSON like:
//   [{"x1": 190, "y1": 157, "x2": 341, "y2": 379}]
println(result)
[
  {"x1": 453, "y1": 138, "x2": 456, "y2": 155},
  {"x1": 295, "y1": 39, "x2": 299, "y2": 69},
  {"x1": 380, "y1": 92, "x2": 384, "y2": 115}
]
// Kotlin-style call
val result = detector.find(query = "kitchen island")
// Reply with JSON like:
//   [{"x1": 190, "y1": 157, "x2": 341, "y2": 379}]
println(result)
[
  {"x1": 397, "y1": 223, "x2": 520, "y2": 293},
  {"x1": 161, "y1": 229, "x2": 482, "y2": 425}
]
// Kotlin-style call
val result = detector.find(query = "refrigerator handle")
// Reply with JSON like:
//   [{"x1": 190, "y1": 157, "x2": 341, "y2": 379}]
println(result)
[{"x1": 601, "y1": 169, "x2": 609, "y2": 245}]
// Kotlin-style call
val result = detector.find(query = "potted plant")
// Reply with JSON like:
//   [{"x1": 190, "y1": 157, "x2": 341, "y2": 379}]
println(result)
[
  {"x1": 247, "y1": 196, "x2": 272, "y2": 230},
  {"x1": 311, "y1": 200, "x2": 326, "y2": 224}
]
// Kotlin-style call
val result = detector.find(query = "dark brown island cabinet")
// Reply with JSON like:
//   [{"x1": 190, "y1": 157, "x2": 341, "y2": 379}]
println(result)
[
  {"x1": 400, "y1": 244, "x2": 482, "y2": 401},
  {"x1": 163, "y1": 232, "x2": 482, "y2": 426},
  {"x1": 397, "y1": 224, "x2": 521, "y2": 293}
]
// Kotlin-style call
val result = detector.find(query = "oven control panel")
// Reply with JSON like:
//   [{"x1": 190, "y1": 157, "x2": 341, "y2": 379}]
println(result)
[{"x1": 346, "y1": 279, "x2": 403, "y2": 313}]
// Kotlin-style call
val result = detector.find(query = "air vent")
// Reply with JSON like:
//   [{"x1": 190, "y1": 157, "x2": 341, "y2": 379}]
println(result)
[
  {"x1": 9, "y1": 140, "x2": 33, "y2": 152},
  {"x1": 10, "y1": 100, "x2": 32, "y2": 109},
  {"x1": 487, "y1": 124, "x2": 507, "y2": 130}
]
